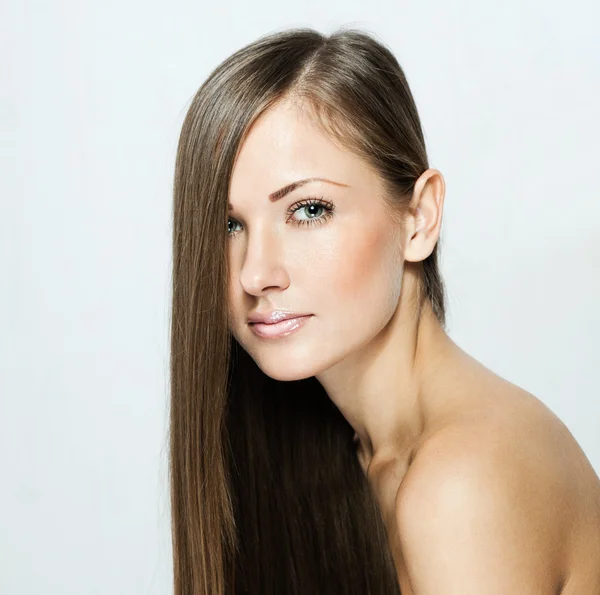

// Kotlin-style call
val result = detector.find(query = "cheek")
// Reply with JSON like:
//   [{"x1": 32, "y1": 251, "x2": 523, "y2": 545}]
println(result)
[
  {"x1": 227, "y1": 273, "x2": 244, "y2": 336},
  {"x1": 313, "y1": 224, "x2": 401, "y2": 301},
  {"x1": 308, "y1": 223, "x2": 403, "y2": 347}
]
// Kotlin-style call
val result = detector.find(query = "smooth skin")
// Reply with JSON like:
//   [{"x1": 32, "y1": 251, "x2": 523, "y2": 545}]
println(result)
[{"x1": 226, "y1": 97, "x2": 600, "y2": 594}]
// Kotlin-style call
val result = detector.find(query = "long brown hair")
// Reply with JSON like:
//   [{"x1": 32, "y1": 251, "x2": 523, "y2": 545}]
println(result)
[{"x1": 169, "y1": 26, "x2": 447, "y2": 594}]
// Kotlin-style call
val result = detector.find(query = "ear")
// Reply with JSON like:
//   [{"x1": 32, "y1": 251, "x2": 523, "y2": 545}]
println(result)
[{"x1": 403, "y1": 169, "x2": 445, "y2": 263}]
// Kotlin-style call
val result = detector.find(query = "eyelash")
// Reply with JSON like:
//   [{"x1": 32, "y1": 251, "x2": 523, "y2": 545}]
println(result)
[{"x1": 227, "y1": 196, "x2": 336, "y2": 239}]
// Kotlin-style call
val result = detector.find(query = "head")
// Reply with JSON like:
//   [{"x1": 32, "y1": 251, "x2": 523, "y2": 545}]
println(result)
[
  {"x1": 227, "y1": 96, "x2": 445, "y2": 383},
  {"x1": 170, "y1": 26, "x2": 446, "y2": 595}
]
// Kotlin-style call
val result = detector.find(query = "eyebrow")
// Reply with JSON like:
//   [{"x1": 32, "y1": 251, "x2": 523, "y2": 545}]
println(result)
[{"x1": 228, "y1": 177, "x2": 349, "y2": 211}]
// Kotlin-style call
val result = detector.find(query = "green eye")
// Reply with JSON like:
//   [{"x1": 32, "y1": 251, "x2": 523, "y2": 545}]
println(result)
[{"x1": 227, "y1": 197, "x2": 335, "y2": 239}]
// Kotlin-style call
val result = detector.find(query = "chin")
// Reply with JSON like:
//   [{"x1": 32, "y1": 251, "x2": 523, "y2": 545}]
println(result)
[{"x1": 253, "y1": 358, "x2": 318, "y2": 383}]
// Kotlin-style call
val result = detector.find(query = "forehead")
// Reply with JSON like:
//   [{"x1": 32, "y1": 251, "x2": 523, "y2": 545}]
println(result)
[{"x1": 228, "y1": 100, "x2": 380, "y2": 204}]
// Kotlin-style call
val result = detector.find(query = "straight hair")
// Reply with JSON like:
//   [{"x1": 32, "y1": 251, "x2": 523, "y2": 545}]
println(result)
[{"x1": 170, "y1": 26, "x2": 447, "y2": 594}]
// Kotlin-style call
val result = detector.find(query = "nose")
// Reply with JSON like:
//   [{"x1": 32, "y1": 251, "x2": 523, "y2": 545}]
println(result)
[{"x1": 236, "y1": 224, "x2": 290, "y2": 296}]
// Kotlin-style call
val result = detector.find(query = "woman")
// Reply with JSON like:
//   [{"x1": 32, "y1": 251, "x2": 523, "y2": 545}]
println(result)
[{"x1": 169, "y1": 27, "x2": 600, "y2": 594}]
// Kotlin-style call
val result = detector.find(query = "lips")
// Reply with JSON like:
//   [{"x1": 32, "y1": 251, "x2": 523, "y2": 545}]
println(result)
[
  {"x1": 247, "y1": 310, "x2": 312, "y2": 325},
  {"x1": 249, "y1": 315, "x2": 313, "y2": 338}
]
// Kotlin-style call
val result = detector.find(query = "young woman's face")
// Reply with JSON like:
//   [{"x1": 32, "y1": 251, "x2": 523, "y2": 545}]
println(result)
[{"x1": 227, "y1": 99, "x2": 406, "y2": 381}]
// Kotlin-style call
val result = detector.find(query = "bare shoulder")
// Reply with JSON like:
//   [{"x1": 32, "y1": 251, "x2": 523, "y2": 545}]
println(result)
[
  {"x1": 400, "y1": 374, "x2": 600, "y2": 521},
  {"x1": 393, "y1": 385, "x2": 600, "y2": 593}
]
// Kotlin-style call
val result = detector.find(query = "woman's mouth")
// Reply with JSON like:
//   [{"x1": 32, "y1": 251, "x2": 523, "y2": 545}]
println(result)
[{"x1": 249, "y1": 315, "x2": 313, "y2": 339}]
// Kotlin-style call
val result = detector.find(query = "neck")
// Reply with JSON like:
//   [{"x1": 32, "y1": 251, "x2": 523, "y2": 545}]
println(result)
[{"x1": 316, "y1": 265, "x2": 462, "y2": 473}]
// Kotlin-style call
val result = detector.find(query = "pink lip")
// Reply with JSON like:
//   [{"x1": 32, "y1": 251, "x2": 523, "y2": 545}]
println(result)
[
  {"x1": 249, "y1": 315, "x2": 313, "y2": 339},
  {"x1": 247, "y1": 310, "x2": 311, "y2": 324}
]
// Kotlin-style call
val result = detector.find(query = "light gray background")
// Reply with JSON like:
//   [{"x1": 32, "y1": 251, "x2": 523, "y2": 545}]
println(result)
[{"x1": 1, "y1": 1, "x2": 598, "y2": 593}]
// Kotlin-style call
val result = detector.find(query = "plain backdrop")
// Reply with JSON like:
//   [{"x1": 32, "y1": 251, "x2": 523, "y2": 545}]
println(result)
[{"x1": 1, "y1": 0, "x2": 599, "y2": 593}]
